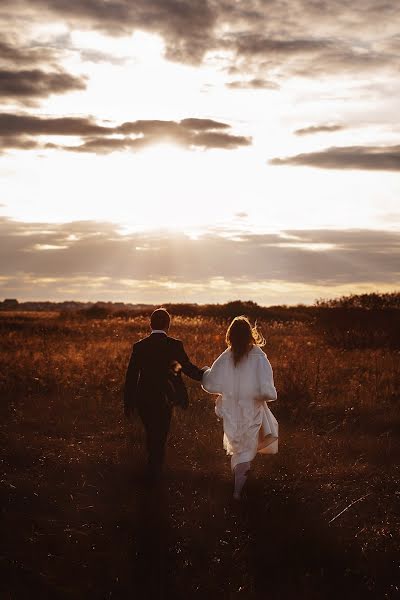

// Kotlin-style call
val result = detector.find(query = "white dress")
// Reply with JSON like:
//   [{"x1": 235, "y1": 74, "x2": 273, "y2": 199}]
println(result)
[{"x1": 202, "y1": 346, "x2": 278, "y2": 469}]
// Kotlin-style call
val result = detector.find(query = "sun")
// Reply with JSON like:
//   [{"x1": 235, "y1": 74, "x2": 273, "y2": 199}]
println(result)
[{"x1": 116, "y1": 142, "x2": 239, "y2": 234}]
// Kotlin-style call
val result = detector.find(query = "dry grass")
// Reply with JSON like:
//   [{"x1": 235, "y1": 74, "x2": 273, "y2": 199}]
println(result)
[{"x1": 0, "y1": 312, "x2": 399, "y2": 599}]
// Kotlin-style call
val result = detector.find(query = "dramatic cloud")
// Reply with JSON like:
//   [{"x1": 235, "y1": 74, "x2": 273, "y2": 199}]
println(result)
[
  {"x1": 269, "y1": 145, "x2": 400, "y2": 171},
  {"x1": 294, "y1": 124, "x2": 345, "y2": 136},
  {"x1": 0, "y1": 113, "x2": 251, "y2": 154},
  {"x1": 0, "y1": 38, "x2": 60, "y2": 67},
  {"x1": 1, "y1": 0, "x2": 400, "y2": 77},
  {"x1": 0, "y1": 36, "x2": 86, "y2": 103},
  {"x1": 0, "y1": 113, "x2": 116, "y2": 136},
  {"x1": 225, "y1": 40, "x2": 395, "y2": 85},
  {"x1": 229, "y1": 36, "x2": 330, "y2": 57},
  {"x1": 0, "y1": 69, "x2": 87, "y2": 103},
  {"x1": 1, "y1": 0, "x2": 216, "y2": 65},
  {"x1": 0, "y1": 217, "x2": 398, "y2": 288},
  {"x1": 218, "y1": 3, "x2": 400, "y2": 84},
  {"x1": 179, "y1": 118, "x2": 228, "y2": 131}
]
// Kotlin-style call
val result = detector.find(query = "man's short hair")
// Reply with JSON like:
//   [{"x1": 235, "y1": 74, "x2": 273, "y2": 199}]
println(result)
[{"x1": 150, "y1": 307, "x2": 171, "y2": 330}]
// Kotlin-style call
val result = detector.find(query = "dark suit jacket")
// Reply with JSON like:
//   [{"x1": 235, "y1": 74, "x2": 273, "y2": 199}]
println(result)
[{"x1": 124, "y1": 333, "x2": 204, "y2": 414}]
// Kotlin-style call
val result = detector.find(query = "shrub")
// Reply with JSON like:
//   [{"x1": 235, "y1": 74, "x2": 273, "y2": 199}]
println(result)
[{"x1": 313, "y1": 307, "x2": 400, "y2": 349}]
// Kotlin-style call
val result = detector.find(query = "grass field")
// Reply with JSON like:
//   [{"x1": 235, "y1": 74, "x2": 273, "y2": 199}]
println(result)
[{"x1": 1, "y1": 311, "x2": 399, "y2": 599}]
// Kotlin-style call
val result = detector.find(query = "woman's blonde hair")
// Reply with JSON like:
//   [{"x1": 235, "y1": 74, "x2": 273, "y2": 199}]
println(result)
[{"x1": 226, "y1": 315, "x2": 265, "y2": 366}]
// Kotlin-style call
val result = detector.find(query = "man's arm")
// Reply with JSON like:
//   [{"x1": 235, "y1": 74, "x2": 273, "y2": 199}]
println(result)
[
  {"x1": 123, "y1": 344, "x2": 140, "y2": 416},
  {"x1": 176, "y1": 341, "x2": 206, "y2": 382}
]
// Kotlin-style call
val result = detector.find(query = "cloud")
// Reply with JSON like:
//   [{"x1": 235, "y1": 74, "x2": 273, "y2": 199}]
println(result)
[
  {"x1": 225, "y1": 38, "x2": 395, "y2": 84},
  {"x1": 219, "y1": 2, "x2": 400, "y2": 82},
  {"x1": 57, "y1": 131, "x2": 250, "y2": 154},
  {"x1": 0, "y1": 68, "x2": 87, "y2": 103},
  {"x1": 229, "y1": 36, "x2": 330, "y2": 57},
  {"x1": 0, "y1": 113, "x2": 251, "y2": 154},
  {"x1": 0, "y1": 38, "x2": 61, "y2": 66},
  {"x1": 0, "y1": 136, "x2": 40, "y2": 150},
  {"x1": 2, "y1": 0, "x2": 400, "y2": 77},
  {"x1": 0, "y1": 36, "x2": 88, "y2": 103},
  {"x1": 269, "y1": 145, "x2": 400, "y2": 171},
  {"x1": 1, "y1": 0, "x2": 216, "y2": 65},
  {"x1": 78, "y1": 49, "x2": 127, "y2": 66},
  {"x1": 0, "y1": 113, "x2": 111, "y2": 136},
  {"x1": 294, "y1": 124, "x2": 345, "y2": 136},
  {"x1": 0, "y1": 218, "x2": 398, "y2": 290},
  {"x1": 226, "y1": 78, "x2": 279, "y2": 90},
  {"x1": 0, "y1": 32, "x2": 128, "y2": 70},
  {"x1": 179, "y1": 118, "x2": 229, "y2": 131},
  {"x1": 187, "y1": 131, "x2": 250, "y2": 150}
]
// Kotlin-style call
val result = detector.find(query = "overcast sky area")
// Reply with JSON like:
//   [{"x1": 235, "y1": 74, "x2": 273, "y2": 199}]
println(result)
[{"x1": 1, "y1": 0, "x2": 399, "y2": 305}]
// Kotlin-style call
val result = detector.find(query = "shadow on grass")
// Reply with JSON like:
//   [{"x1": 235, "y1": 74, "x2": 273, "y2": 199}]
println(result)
[
  {"x1": 242, "y1": 474, "x2": 377, "y2": 600},
  {"x1": 1, "y1": 443, "x2": 394, "y2": 600}
]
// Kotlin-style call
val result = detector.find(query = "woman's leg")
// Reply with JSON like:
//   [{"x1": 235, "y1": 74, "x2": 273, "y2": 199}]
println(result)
[{"x1": 233, "y1": 461, "x2": 251, "y2": 499}]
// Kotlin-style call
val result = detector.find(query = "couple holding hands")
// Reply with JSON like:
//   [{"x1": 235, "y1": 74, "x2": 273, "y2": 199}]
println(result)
[{"x1": 124, "y1": 308, "x2": 278, "y2": 500}]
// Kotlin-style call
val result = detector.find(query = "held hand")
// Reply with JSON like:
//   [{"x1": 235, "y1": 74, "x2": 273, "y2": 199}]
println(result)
[{"x1": 170, "y1": 360, "x2": 182, "y2": 374}]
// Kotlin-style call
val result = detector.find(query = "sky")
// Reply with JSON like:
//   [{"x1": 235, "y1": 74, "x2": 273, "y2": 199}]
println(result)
[{"x1": 0, "y1": 0, "x2": 399, "y2": 305}]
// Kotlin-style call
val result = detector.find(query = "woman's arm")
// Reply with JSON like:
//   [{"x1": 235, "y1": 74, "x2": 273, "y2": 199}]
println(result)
[
  {"x1": 201, "y1": 353, "x2": 226, "y2": 394},
  {"x1": 256, "y1": 354, "x2": 277, "y2": 402}
]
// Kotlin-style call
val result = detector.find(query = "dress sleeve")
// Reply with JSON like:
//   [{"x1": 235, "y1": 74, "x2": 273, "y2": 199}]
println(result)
[
  {"x1": 257, "y1": 353, "x2": 277, "y2": 401},
  {"x1": 201, "y1": 353, "x2": 226, "y2": 394}
]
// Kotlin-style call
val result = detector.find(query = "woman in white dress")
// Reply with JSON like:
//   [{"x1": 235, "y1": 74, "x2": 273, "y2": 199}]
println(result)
[{"x1": 202, "y1": 316, "x2": 278, "y2": 500}]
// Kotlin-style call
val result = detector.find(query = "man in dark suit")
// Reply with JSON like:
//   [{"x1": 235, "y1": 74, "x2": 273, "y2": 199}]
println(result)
[{"x1": 124, "y1": 307, "x2": 205, "y2": 479}]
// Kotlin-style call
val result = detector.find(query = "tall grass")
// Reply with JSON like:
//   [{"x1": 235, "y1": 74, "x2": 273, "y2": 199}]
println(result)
[
  {"x1": 1, "y1": 311, "x2": 399, "y2": 598},
  {"x1": 1, "y1": 312, "x2": 398, "y2": 428}
]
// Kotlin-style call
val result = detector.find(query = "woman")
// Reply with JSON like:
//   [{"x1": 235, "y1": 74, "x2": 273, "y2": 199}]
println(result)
[{"x1": 202, "y1": 316, "x2": 278, "y2": 500}]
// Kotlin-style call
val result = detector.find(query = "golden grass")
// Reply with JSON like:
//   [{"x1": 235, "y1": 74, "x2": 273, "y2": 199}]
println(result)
[{"x1": 0, "y1": 312, "x2": 399, "y2": 598}]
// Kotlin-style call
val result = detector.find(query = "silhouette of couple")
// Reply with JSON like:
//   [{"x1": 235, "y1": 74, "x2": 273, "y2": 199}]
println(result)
[{"x1": 124, "y1": 308, "x2": 278, "y2": 500}]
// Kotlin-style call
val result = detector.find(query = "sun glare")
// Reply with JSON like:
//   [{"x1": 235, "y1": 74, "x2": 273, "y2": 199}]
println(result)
[{"x1": 118, "y1": 142, "x2": 235, "y2": 233}]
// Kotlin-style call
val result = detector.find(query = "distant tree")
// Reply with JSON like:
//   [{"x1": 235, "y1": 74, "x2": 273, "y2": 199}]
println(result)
[
  {"x1": 1, "y1": 298, "x2": 19, "y2": 309},
  {"x1": 315, "y1": 292, "x2": 400, "y2": 310},
  {"x1": 79, "y1": 303, "x2": 112, "y2": 319}
]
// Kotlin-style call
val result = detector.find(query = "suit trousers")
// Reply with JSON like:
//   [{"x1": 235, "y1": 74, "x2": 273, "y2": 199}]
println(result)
[{"x1": 138, "y1": 398, "x2": 172, "y2": 473}]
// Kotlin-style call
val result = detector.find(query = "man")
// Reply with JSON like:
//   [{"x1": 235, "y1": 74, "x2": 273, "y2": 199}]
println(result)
[{"x1": 124, "y1": 307, "x2": 206, "y2": 480}]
